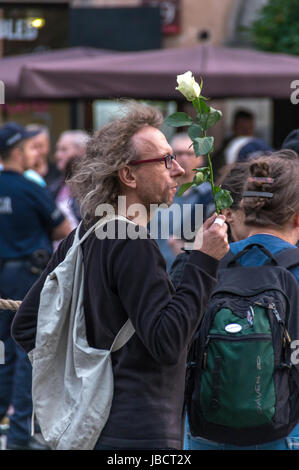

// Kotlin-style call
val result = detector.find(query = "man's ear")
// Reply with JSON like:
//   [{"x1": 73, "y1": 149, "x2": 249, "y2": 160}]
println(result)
[{"x1": 118, "y1": 165, "x2": 137, "y2": 190}]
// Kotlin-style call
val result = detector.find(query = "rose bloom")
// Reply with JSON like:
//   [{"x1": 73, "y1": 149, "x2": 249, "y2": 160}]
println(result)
[{"x1": 176, "y1": 71, "x2": 201, "y2": 101}]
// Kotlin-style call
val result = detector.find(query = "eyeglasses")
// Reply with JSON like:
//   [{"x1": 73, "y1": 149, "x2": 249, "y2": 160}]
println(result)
[{"x1": 129, "y1": 154, "x2": 177, "y2": 170}]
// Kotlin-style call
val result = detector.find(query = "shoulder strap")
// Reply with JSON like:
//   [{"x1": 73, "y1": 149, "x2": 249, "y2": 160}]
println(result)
[
  {"x1": 73, "y1": 215, "x2": 135, "y2": 248},
  {"x1": 219, "y1": 249, "x2": 236, "y2": 269},
  {"x1": 273, "y1": 247, "x2": 299, "y2": 270},
  {"x1": 75, "y1": 215, "x2": 136, "y2": 351},
  {"x1": 221, "y1": 244, "x2": 299, "y2": 271},
  {"x1": 222, "y1": 243, "x2": 278, "y2": 268}
]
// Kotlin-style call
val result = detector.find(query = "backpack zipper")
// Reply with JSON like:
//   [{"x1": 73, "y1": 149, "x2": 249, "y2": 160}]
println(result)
[
  {"x1": 267, "y1": 302, "x2": 292, "y2": 347},
  {"x1": 202, "y1": 333, "x2": 272, "y2": 369},
  {"x1": 207, "y1": 333, "x2": 272, "y2": 341}
]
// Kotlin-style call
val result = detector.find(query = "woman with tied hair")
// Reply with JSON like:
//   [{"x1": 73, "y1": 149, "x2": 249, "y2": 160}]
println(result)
[
  {"x1": 185, "y1": 152, "x2": 299, "y2": 450},
  {"x1": 216, "y1": 149, "x2": 299, "y2": 243},
  {"x1": 216, "y1": 161, "x2": 251, "y2": 243}
]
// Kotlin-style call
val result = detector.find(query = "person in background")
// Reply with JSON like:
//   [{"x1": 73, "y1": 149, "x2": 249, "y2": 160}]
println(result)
[
  {"x1": 281, "y1": 129, "x2": 299, "y2": 156},
  {"x1": 51, "y1": 130, "x2": 89, "y2": 235},
  {"x1": 151, "y1": 132, "x2": 214, "y2": 271},
  {"x1": 217, "y1": 161, "x2": 252, "y2": 243},
  {"x1": 226, "y1": 137, "x2": 272, "y2": 164},
  {"x1": 25, "y1": 124, "x2": 61, "y2": 188},
  {"x1": 213, "y1": 109, "x2": 255, "y2": 179},
  {"x1": 54, "y1": 130, "x2": 89, "y2": 179},
  {"x1": 0, "y1": 122, "x2": 71, "y2": 450}
]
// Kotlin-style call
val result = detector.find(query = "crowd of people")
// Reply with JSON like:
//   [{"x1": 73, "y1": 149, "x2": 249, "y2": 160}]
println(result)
[
  {"x1": 0, "y1": 102, "x2": 299, "y2": 451},
  {"x1": 0, "y1": 123, "x2": 88, "y2": 449}
]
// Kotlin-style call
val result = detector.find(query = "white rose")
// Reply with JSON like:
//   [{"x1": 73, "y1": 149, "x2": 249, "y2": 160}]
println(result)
[{"x1": 176, "y1": 71, "x2": 201, "y2": 102}]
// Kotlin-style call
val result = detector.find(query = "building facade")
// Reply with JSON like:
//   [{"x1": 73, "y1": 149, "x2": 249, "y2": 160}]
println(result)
[{"x1": 0, "y1": 0, "x2": 275, "y2": 151}]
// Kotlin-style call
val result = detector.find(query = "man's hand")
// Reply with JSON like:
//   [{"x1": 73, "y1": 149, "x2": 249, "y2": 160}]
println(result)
[{"x1": 193, "y1": 213, "x2": 229, "y2": 260}]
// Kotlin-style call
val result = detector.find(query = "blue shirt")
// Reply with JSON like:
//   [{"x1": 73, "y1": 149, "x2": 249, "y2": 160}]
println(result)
[
  {"x1": 230, "y1": 233, "x2": 299, "y2": 284},
  {"x1": 0, "y1": 170, "x2": 65, "y2": 259}
]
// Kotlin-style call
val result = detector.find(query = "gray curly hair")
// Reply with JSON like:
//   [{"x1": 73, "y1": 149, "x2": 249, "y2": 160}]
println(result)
[{"x1": 68, "y1": 101, "x2": 163, "y2": 225}]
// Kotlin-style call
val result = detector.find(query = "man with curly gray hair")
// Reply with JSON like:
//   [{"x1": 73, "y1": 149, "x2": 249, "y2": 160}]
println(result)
[{"x1": 12, "y1": 101, "x2": 229, "y2": 450}]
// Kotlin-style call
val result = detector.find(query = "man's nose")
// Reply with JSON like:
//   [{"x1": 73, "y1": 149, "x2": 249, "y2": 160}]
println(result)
[{"x1": 171, "y1": 158, "x2": 185, "y2": 177}]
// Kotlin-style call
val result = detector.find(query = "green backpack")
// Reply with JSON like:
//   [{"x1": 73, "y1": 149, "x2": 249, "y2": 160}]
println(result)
[{"x1": 186, "y1": 244, "x2": 299, "y2": 446}]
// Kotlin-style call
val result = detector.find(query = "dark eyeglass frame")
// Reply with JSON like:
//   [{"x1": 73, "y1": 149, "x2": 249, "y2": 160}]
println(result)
[{"x1": 129, "y1": 153, "x2": 177, "y2": 169}]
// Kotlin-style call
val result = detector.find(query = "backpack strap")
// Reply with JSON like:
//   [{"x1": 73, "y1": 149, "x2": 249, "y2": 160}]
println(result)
[
  {"x1": 221, "y1": 244, "x2": 299, "y2": 271},
  {"x1": 221, "y1": 243, "x2": 278, "y2": 268},
  {"x1": 273, "y1": 247, "x2": 299, "y2": 271},
  {"x1": 219, "y1": 250, "x2": 236, "y2": 269}
]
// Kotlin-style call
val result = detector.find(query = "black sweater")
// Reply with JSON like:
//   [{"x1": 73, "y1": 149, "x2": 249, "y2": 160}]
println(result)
[{"x1": 12, "y1": 220, "x2": 219, "y2": 449}]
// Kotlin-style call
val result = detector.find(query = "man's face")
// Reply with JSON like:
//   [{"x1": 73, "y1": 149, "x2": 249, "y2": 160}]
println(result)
[
  {"x1": 172, "y1": 136, "x2": 203, "y2": 182},
  {"x1": 55, "y1": 136, "x2": 79, "y2": 172},
  {"x1": 31, "y1": 132, "x2": 50, "y2": 176},
  {"x1": 32, "y1": 132, "x2": 50, "y2": 160},
  {"x1": 131, "y1": 126, "x2": 185, "y2": 209},
  {"x1": 22, "y1": 137, "x2": 40, "y2": 171},
  {"x1": 233, "y1": 117, "x2": 254, "y2": 137}
]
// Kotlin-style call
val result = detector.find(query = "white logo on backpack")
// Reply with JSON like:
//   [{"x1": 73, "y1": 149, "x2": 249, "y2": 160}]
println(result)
[{"x1": 28, "y1": 215, "x2": 135, "y2": 450}]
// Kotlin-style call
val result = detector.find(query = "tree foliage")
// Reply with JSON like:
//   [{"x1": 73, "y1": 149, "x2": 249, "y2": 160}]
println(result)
[{"x1": 250, "y1": 0, "x2": 299, "y2": 55}]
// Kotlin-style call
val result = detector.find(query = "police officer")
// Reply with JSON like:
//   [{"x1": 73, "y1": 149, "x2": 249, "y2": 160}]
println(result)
[{"x1": 0, "y1": 122, "x2": 71, "y2": 450}]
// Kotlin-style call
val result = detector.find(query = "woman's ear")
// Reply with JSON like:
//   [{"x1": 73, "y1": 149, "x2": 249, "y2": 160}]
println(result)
[
  {"x1": 118, "y1": 166, "x2": 137, "y2": 190},
  {"x1": 222, "y1": 208, "x2": 234, "y2": 225},
  {"x1": 293, "y1": 211, "x2": 299, "y2": 228}
]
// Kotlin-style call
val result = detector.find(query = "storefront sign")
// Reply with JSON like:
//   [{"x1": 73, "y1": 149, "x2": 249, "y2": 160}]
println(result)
[{"x1": 0, "y1": 18, "x2": 39, "y2": 41}]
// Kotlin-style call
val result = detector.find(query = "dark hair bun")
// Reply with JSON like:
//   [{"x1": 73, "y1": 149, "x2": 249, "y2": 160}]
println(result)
[{"x1": 250, "y1": 161, "x2": 270, "y2": 178}]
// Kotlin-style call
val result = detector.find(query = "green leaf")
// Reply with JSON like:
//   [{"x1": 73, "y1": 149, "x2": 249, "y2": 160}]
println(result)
[
  {"x1": 209, "y1": 107, "x2": 223, "y2": 125},
  {"x1": 193, "y1": 172, "x2": 205, "y2": 184},
  {"x1": 214, "y1": 188, "x2": 234, "y2": 210},
  {"x1": 164, "y1": 112, "x2": 193, "y2": 128},
  {"x1": 193, "y1": 168, "x2": 211, "y2": 185},
  {"x1": 196, "y1": 113, "x2": 209, "y2": 131},
  {"x1": 196, "y1": 108, "x2": 222, "y2": 131},
  {"x1": 193, "y1": 136, "x2": 214, "y2": 156},
  {"x1": 177, "y1": 182, "x2": 195, "y2": 197},
  {"x1": 188, "y1": 123, "x2": 202, "y2": 140}
]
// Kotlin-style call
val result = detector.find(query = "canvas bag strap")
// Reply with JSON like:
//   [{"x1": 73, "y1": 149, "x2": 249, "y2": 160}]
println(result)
[
  {"x1": 110, "y1": 319, "x2": 135, "y2": 353},
  {"x1": 75, "y1": 214, "x2": 135, "y2": 352},
  {"x1": 73, "y1": 214, "x2": 133, "y2": 247}
]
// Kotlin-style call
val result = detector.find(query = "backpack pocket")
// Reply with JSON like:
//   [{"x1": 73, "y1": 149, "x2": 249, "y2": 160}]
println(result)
[{"x1": 199, "y1": 307, "x2": 276, "y2": 428}]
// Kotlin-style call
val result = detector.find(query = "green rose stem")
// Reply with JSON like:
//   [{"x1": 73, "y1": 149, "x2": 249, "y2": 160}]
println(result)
[
  {"x1": 165, "y1": 72, "x2": 233, "y2": 214},
  {"x1": 207, "y1": 151, "x2": 219, "y2": 214},
  {"x1": 193, "y1": 96, "x2": 219, "y2": 214}
]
